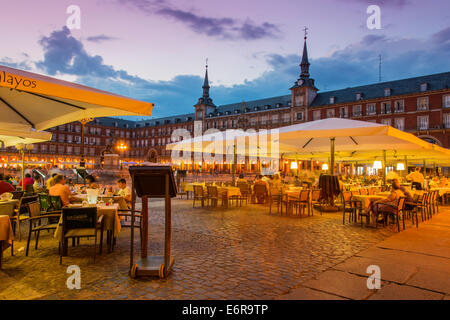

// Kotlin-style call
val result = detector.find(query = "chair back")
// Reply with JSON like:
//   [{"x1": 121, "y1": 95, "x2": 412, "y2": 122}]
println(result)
[
  {"x1": 39, "y1": 193, "x2": 52, "y2": 212},
  {"x1": 50, "y1": 195, "x2": 63, "y2": 210},
  {"x1": 360, "y1": 188, "x2": 368, "y2": 195},
  {"x1": 27, "y1": 201, "x2": 42, "y2": 218},
  {"x1": 397, "y1": 197, "x2": 406, "y2": 211},
  {"x1": 11, "y1": 191, "x2": 24, "y2": 200},
  {"x1": 237, "y1": 182, "x2": 249, "y2": 193},
  {"x1": 62, "y1": 207, "x2": 98, "y2": 233},
  {"x1": 207, "y1": 186, "x2": 218, "y2": 197},
  {"x1": 342, "y1": 191, "x2": 351, "y2": 202},
  {"x1": 193, "y1": 185, "x2": 204, "y2": 197},
  {"x1": 254, "y1": 184, "x2": 267, "y2": 194},
  {"x1": 299, "y1": 190, "x2": 310, "y2": 202},
  {"x1": 17, "y1": 195, "x2": 38, "y2": 215},
  {"x1": 368, "y1": 188, "x2": 375, "y2": 195},
  {"x1": 25, "y1": 184, "x2": 34, "y2": 194},
  {"x1": 311, "y1": 189, "x2": 321, "y2": 201}
]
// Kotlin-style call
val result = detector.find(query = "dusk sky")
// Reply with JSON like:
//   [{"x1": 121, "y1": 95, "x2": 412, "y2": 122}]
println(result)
[{"x1": 1, "y1": 0, "x2": 450, "y2": 119}]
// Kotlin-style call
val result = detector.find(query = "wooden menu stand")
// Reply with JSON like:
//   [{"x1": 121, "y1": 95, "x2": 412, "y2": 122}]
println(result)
[{"x1": 128, "y1": 165, "x2": 177, "y2": 278}]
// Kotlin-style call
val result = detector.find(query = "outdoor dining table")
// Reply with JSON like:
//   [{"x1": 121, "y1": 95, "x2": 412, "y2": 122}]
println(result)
[
  {"x1": 351, "y1": 194, "x2": 386, "y2": 210},
  {"x1": 76, "y1": 193, "x2": 129, "y2": 210},
  {"x1": 0, "y1": 215, "x2": 14, "y2": 269},
  {"x1": 184, "y1": 182, "x2": 206, "y2": 193},
  {"x1": 54, "y1": 203, "x2": 121, "y2": 254},
  {"x1": 430, "y1": 187, "x2": 450, "y2": 197},
  {"x1": 218, "y1": 186, "x2": 242, "y2": 208}
]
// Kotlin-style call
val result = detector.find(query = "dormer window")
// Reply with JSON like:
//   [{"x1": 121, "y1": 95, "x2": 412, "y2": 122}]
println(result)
[
  {"x1": 235, "y1": 110, "x2": 240, "y2": 114},
  {"x1": 420, "y1": 83, "x2": 428, "y2": 92},
  {"x1": 356, "y1": 93, "x2": 362, "y2": 101},
  {"x1": 329, "y1": 96, "x2": 335, "y2": 104},
  {"x1": 114, "y1": 122, "x2": 118, "y2": 127},
  {"x1": 384, "y1": 88, "x2": 391, "y2": 97},
  {"x1": 265, "y1": 105, "x2": 270, "y2": 110},
  {"x1": 287, "y1": 101, "x2": 292, "y2": 107},
  {"x1": 253, "y1": 106, "x2": 259, "y2": 111},
  {"x1": 276, "y1": 103, "x2": 282, "y2": 108}
]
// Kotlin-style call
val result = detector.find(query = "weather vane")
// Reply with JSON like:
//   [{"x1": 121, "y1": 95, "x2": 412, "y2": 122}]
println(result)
[
  {"x1": 303, "y1": 26, "x2": 308, "y2": 40},
  {"x1": 206, "y1": 58, "x2": 208, "y2": 68}
]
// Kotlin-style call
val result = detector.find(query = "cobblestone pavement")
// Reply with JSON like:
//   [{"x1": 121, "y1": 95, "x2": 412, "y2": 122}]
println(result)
[{"x1": 0, "y1": 199, "x2": 397, "y2": 300}]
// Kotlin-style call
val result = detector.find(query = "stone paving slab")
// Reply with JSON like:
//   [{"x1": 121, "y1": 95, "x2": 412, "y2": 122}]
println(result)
[
  {"x1": 0, "y1": 199, "x2": 394, "y2": 300},
  {"x1": 332, "y1": 256, "x2": 417, "y2": 284},
  {"x1": 368, "y1": 283, "x2": 444, "y2": 300},
  {"x1": 406, "y1": 267, "x2": 450, "y2": 295},
  {"x1": 301, "y1": 270, "x2": 377, "y2": 300},
  {"x1": 280, "y1": 208, "x2": 450, "y2": 300},
  {"x1": 279, "y1": 287, "x2": 347, "y2": 300}
]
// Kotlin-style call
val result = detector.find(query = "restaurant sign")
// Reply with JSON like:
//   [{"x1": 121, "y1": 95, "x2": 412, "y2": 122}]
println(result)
[{"x1": 0, "y1": 71, "x2": 37, "y2": 89}]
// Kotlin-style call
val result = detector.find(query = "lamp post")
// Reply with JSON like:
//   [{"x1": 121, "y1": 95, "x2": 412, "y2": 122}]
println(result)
[
  {"x1": 79, "y1": 118, "x2": 94, "y2": 168},
  {"x1": 15, "y1": 143, "x2": 34, "y2": 191}
]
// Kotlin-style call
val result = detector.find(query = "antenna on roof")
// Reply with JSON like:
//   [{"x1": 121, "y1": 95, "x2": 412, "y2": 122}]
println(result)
[{"x1": 379, "y1": 54, "x2": 382, "y2": 83}]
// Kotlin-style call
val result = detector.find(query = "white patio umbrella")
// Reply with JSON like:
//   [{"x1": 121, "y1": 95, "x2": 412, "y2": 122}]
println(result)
[
  {"x1": 167, "y1": 118, "x2": 449, "y2": 183},
  {"x1": 0, "y1": 65, "x2": 154, "y2": 131},
  {"x1": 0, "y1": 124, "x2": 51, "y2": 147}
]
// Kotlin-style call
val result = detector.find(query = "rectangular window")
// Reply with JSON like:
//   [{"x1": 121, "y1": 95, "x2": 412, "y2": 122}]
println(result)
[
  {"x1": 381, "y1": 102, "x2": 391, "y2": 114},
  {"x1": 394, "y1": 100, "x2": 404, "y2": 113},
  {"x1": 366, "y1": 103, "x2": 376, "y2": 115},
  {"x1": 313, "y1": 110, "x2": 321, "y2": 121},
  {"x1": 381, "y1": 118, "x2": 392, "y2": 126},
  {"x1": 282, "y1": 113, "x2": 290, "y2": 123},
  {"x1": 296, "y1": 112, "x2": 303, "y2": 121},
  {"x1": 271, "y1": 114, "x2": 279, "y2": 123},
  {"x1": 444, "y1": 95, "x2": 450, "y2": 108},
  {"x1": 326, "y1": 109, "x2": 335, "y2": 118},
  {"x1": 339, "y1": 107, "x2": 348, "y2": 118},
  {"x1": 417, "y1": 97, "x2": 429, "y2": 110},
  {"x1": 394, "y1": 118, "x2": 405, "y2": 131},
  {"x1": 384, "y1": 88, "x2": 391, "y2": 97},
  {"x1": 353, "y1": 105, "x2": 362, "y2": 117},
  {"x1": 417, "y1": 116, "x2": 429, "y2": 130},
  {"x1": 444, "y1": 114, "x2": 450, "y2": 129}
]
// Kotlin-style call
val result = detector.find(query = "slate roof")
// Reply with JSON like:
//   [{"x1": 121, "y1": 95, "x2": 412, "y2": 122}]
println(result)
[
  {"x1": 95, "y1": 71, "x2": 450, "y2": 128},
  {"x1": 311, "y1": 72, "x2": 450, "y2": 107}
]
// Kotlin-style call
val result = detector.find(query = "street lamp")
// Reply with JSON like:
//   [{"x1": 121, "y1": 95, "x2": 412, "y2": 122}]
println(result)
[
  {"x1": 16, "y1": 143, "x2": 34, "y2": 191},
  {"x1": 116, "y1": 142, "x2": 128, "y2": 152}
]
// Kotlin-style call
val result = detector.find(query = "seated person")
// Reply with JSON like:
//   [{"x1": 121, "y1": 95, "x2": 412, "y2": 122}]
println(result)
[
  {"x1": 115, "y1": 178, "x2": 131, "y2": 203},
  {"x1": 0, "y1": 174, "x2": 15, "y2": 195},
  {"x1": 46, "y1": 173, "x2": 58, "y2": 190},
  {"x1": 85, "y1": 175, "x2": 100, "y2": 189},
  {"x1": 19, "y1": 173, "x2": 35, "y2": 190},
  {"x1": 370, "y1": 183, "x2": 405, "y2": 227},
  {"x1": 293, "y1": 176, "x2": 302, "y2": 187},
  {"x1": 271, "y1": 173, "x2": 282, "y2": 188},
  {"x1": 33, "y1": 175, "x2": 44, "y2": 193},
  {"x1": 237, "y1": 174, "x2": 247, "y2": 184},
  {"x1": 49, "y1": 175, "x2": 82, "y2": 206}
]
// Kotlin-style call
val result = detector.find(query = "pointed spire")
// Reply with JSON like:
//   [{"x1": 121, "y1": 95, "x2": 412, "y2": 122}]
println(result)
[
  {"x1": 202, "y1": 58, "x2": 210, "y2": 98},
  {"x1": 300, "y1": 27, "x2": 310, "y2": 78}
]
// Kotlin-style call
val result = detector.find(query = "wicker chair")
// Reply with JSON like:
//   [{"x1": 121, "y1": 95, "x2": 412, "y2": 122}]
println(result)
[{"x1": 193, "y1": 185, "x2": 206, "y2": 208}]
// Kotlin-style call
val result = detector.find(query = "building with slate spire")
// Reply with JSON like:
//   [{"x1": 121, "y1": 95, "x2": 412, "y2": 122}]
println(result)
[{"x1": 2, "y1": 31, "x2": 450, "y2": 171}]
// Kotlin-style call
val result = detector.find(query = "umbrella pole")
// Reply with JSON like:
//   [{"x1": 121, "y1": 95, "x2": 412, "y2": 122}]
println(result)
[
  {"x1": 383, "y1": 150, "x2": 387, "y2": 186},
  {"x1": 232, "y1": 142, "x2": 236, "y2": 186},
  {"x1": 404, "y1": 156, "x2": 408, "y2": 176},
  {"x1": 330, "y1": 137, "x2": 335, "y2": 175}
]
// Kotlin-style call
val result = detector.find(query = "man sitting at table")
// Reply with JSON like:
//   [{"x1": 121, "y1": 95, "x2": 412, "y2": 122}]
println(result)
[
  {"x1": 49, "y1": 175, "x2": 81, "y2": 206},
  {"x1": 85, "y1": 175, "x2": 100, "y2": 189},
  {"x1": 46, "y1": 173, "x2": 58, "y2": 190},
  {"x1": 369, "y1": 182, "x2": 405, "y2": 227},
  {"x1": 0, "y1": 174, "x2": 15, "y2": 195},
  {"x1": 115, "y1": 178, "x2": 131, "y2": 204},
  {"x1": 19, "y1": 173, "x2": 34, "y2": 191}
]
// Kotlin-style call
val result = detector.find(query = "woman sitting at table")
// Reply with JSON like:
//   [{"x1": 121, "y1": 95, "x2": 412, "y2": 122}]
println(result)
[{"x1": 369, "y1": 183, "x2": 404, "y2": 227}]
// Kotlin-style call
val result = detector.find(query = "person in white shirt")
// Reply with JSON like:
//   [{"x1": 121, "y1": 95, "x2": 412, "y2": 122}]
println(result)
[
  {"x1": 406, "y1": 167, "x2": 425, "y2": 190},
  {"x1": 115, "y1": 178, "x2": 131, "y2": 203}
]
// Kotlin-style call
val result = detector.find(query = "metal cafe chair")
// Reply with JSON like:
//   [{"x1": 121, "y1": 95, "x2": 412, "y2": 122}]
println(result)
[
  {"x1": 59, "y1": 207, "x2": 104, "y2": 264},
  {"x1": 206, "y1": 186, "x2": 219, "y2": 208},
  {"x1": 193, "y1": 185, "x2": 206, "y2": 208},
  {"x1": 25, "y1": 201, "x2": 61, "y2": 256},
  {"x1": 12, "y1": 195, "x2": 38, "y2": 241},
  {"x1": 289, "y1": 190, "x2": 310, "y2": 216},
  {"x1": 268, "y1": 187, "x2": 282, "y2": 215},
  {"x1": 375, "y1": 197, "x2": 406, "y2": 232},
  {"x1": 310, "y1": 189, "x2": 323, "y2": 216}
]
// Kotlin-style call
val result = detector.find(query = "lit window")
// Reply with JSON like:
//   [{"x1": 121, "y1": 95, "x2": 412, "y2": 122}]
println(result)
[
  {"x1": 420, "y1": 83, "x2": 428, "y2": 92},
  {"x1": 417, "y1": 97, "x2": 429, "y2": 110},
  {"x1": 366, "y1": 103, "x2": 376, "y2": 115}
]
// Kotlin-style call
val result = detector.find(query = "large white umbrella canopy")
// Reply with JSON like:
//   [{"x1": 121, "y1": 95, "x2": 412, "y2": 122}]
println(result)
[
  {"x1": 0, "y1": 65, "x2": 154, "y2": 131},
  {"x1": 0, "y1": 124, "x2": 52, "y2": 147},
  {"x1": 167, "y1": 118, "x2": 450, "y2": 175}
]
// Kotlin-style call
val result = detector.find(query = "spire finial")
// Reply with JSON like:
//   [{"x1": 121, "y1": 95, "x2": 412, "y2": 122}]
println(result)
[
  {"x1": 303, "y1": 26, "x2": 308, "y2": 40},
  {"x1": 206, "y1": 58, "x2": 208, "y2": 69}
]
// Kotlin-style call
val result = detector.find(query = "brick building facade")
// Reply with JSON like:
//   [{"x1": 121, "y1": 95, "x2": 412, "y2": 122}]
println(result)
[{"x1": 1, "y1": 37, "x2": 449, "y2": 170}]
